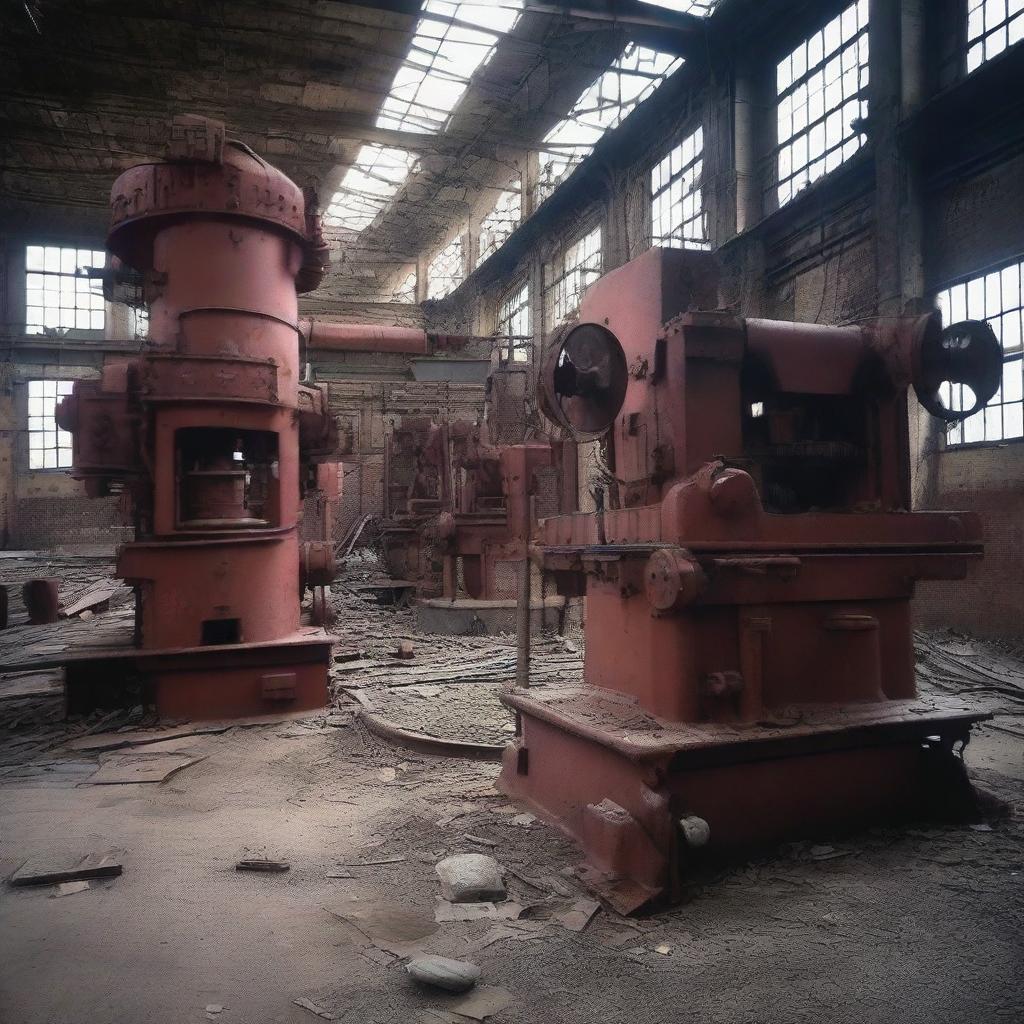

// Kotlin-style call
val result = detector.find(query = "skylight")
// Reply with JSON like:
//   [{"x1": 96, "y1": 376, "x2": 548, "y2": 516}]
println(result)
[
  {"x1": 326, "y1": 2, "x2": 523, "y2": 232},
  {"x1": 638, "y1": 0, "x2": 723, "y2": 14},
  {"x1": 378, "y1": 1, "x2": 523, "y2": 133},
  {"x1": 324, "y1": 145, "x2": 419, "y2": 231},
  {"x1": 537, "y1": 44, "x2": 683, "y2": 204}
]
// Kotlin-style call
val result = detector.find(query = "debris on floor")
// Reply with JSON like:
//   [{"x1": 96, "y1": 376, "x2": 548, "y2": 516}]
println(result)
[
  {"x1": 235, "y1": 859, "x2": 290, "y2": 873},
  {"x1": 406, "y1": 955, "x2": 481, "y2": 993},
  {"x1": 86, "y1": 751, "x2": 205, "y2": 785},
  {"x1": 435, "y1": 853, "x2": 506, "y2": 903},
  {"x1": 293, "y1": 996, "x2": 338, "y2": 1021},
  {"x1": 9, "y1": 849, "x2": 123, "y2": 886},
  {"x1": 50, "y1": 880, "x2": 91, "y2": 897}
]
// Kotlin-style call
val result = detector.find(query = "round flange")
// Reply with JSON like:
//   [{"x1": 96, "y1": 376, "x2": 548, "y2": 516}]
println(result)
[
  {"x1": 644, "y1": 548, "x2": 705, "y2": 612},
  {"x1": 913, "y1": 317, "x2": 1002, "y2": 421},
  {"x1": 539, "y1": 322, "x2": 628, "y2": 440}
]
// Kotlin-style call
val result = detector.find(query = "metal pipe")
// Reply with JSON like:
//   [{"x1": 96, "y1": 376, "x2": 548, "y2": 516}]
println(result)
[{"x1": 299, "y1": 319, "x2": 430, "y2": 354}]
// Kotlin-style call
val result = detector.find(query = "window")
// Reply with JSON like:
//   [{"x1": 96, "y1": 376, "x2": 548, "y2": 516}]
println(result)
[
  {"x1": 25, "y1": 246, "x2": 105, "y2": 335},
  {"x1": 651, "y1": 126, "x2": 709, "y2": 250},
  {"x1": 378, "y1": 1, "x2": 522, "y2": 133},
  {"x1": 936, "y1": 259, "x2": 1023, "y2": 445},
  {"x1": 537, "y1": 44, "x2": 683, "y2": 204},
  {"x1": 478, "y1": 185, "x2": 522, "y2": 267},
  {"x1": 393, "y1": 269, "x2": 418, "y2": 303},
  {"x1": 27, "y1": 380, "x2": 74, "y2": 469},
  {"x1": 326, "y1": 2, "x2": 523, "y2": 232},
  {"x1": 325, "y1": 146, "x2": 419, "y2": 232},
  {"x1": 966, "y1": 0, "x2": 1024, "y2": 74},
  {"x1": 427, "y1": 235, "x2": 464, "y2": 299},
  {"x1": 549, "y1": 227, "x2": 602, "y2": 326},
  {"x1": 775, "y1": 0, "x2": 869, "y2": 208},
  {"x1": 132, "y1": 306, "x2": 149, "y2": 339},
  {"x1": 638, "y1": 0, "x2": 723, "y2": 13},
  {"x1": 497, "y1": 282, "x2": 531, "y2": 362}
]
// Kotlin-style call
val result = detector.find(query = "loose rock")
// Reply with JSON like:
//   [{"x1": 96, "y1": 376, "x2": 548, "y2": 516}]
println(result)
[
  {"x1": 406, "y1": 955, "x2": 481, "y2": 993},
  {"x1": 435, "y1": 853, "x2": 505, "y2": 903}
]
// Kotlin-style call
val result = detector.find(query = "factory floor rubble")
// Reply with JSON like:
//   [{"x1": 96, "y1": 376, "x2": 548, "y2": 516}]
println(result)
[{"x1": 0, "y1": 553, "x2": 1021, "y2": 1024}]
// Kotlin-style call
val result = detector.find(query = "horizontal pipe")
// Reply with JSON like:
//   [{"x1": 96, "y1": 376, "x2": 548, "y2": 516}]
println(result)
[
  {"x1": 298, "y1": 319, "x2": 491, "y2": 356},
  {"x1": 299, "y1": 319, "x2": 429, "y2": 354}
]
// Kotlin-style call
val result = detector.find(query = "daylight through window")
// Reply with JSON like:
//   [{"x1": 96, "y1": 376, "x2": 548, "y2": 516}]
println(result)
[
  {"x1": 775, "y1": 0, "x2": 869, "y2": 208},
  {"x1": 478, "y1": 185, "x2": 522, "y2": 267},
  {"x1": 326, "y1": 2, "x2": 522, "y2": 231},
  {"x1": 427, "y1": 235, "x2": 464, "y2": 299},
  {"x1": 651, "y1": 126, "x2": 708, "y2": 250},
  {"x1": 966, "y1": 0, "x2": 1024, "y2": 73},
  {"x1": 497, "y1": 282, "x2": 531, "y2": 363},
  {"x1": 25, "y1": 246, "x2": 105, "y2": 335},
  {"x1": 27, "y1": 380, "x2": 74, "y2": 469},
  {"x1": 537, "y1": 45, "x2": 683, "y2": 205},
  {"x1": 936, "y1": 260, "x2": 1023, "y2": 446},
  {"x1": 549, "y1": 227, "x2": 602, "y2": 326}
]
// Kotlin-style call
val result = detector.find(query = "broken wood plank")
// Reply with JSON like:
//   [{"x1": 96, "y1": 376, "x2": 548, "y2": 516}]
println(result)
[
  {"x1": 236, "y1": 859, "x2": 290, "y2": 873},
  {"x1": 10, "y1": 849, "x2": 123, "y2": 887},
  {"x1": 86, "y1": 752, "x2": 205, "y2": 785}
]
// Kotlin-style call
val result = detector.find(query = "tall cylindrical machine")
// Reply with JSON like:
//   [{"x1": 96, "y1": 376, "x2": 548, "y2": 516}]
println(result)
[{"x1": 57, "y1": 115, "x2": 336, "y2": 720}]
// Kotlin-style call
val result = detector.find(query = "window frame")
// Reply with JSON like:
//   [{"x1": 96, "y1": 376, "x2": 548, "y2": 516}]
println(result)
[
  {"x1": 24, "y1": 244, "x2": 106, "y2": 336},
  {"x1": 426, "y1": 234, "x2": 465, "y2": 300},
  {"x1": 770, "y1": 0, "x2": 870, "y2": 211},
  {"x1": 964, "y1": 0, "x2": 1024, "y2": 75},
  {"x1": 650, "y1": 124, "x2": 710, "y2": 251},
  {"x1": 546, "y1": 225, "x2": 603, "y2": 329},
  {"x1": 935, "y1": 255, "x2": 1024, "y2": 449},
  {"x1": 26, "y1": 379, "x2": 76, "y2": 471},
  {"x1": 496, "y1": 280, "x2": 532, "y2": 363}
]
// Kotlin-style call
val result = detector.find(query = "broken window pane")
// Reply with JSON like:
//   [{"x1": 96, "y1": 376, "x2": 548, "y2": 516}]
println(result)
[
  {"x1": 966, "y1": 0, "x2": 1024, "y2": 73},
  {"x1": 936, "y1": 257, "x2": 1024, "y2": 446},
  {"x1": 638, "y1": 0, "x2": 724, "y2": 14},
  {"x1": 393, "y1": 269, "x2": 418, "y2": 304},
  {"x1": 427, "y1": 235, "x2": 464, "y2": 299},
  {"x1": 774, "y1": 0, "x2": 868, "y2": 209},
  {"x1": 548, "y1": 226, "x2": 602, "y2": 326},
  {"x1": 477, "y1": 184, "x2": 522, "y2": 267},
  {"x1": 378, "y1": 2, "x2": 522, "y2": 133},
  {"x1": 325, "y1": 146, "x2": 420, "y2": 232},
  {"x1": 651, "y1": 125, "x2": 709, "y2": 251},
  {"x1": 26, "y1": 379, "x2": 75, "y2": 469},
  {"x1": 497, "y1": 281, "x2": 531, "y2": 362},
  {"x1": 327, "y1": 3, "x2": 522, "y2": 232},
  {"x1": 537, "y1": 44, "x2": 683, "y2": 205},
  {"x1": 24, "y1": 245, "x2": 105, "y2": 336}
]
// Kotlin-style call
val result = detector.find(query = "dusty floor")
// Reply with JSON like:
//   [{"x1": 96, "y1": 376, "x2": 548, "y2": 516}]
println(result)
[{"x1": 0, "y1": 554, "x2": 1022, "y2": 1024}]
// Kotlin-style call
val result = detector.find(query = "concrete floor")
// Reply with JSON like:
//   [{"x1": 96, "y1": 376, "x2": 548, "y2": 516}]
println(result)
[
  {"x1": 1, "y1": 712, "x2": 1022, "y2": 1024},
  {"x1": 0, "y1": 556, "x2": 1021, "y2": 1023}
]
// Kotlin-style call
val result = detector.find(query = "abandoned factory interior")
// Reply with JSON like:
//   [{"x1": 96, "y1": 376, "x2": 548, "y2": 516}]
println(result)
[{"x1": 1, "y1": 0, "x2": 1023, "y2": 1020}]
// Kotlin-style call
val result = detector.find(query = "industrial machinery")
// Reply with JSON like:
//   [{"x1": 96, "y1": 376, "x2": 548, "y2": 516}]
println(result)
[
  {"x1": 499, "y1": 247, "x2": 1003, "y2": 910},
  {"x1": 56, "y1": 114, "x2": 337, "y2": 720},
  {"x1": 375, "y1": 361, "x2": 577, "y2": 632},
  {"x1": 417, "y1": 424, "x2": 570, "y2": 634}
]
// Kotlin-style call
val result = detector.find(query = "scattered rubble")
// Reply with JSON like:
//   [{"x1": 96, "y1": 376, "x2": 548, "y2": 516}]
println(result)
[
  {"x1": 235, "y1": 859, "x2": 290, "y2": 873},
  {"x1": 406, "y1": 955, "x2": 480, "y2": 993},
  {"x1": 435, "y1": 853, "x2": 505, "y2": 903},
  {"x1": 10, "y1": 849, "x2": 123, "y2": 886}
]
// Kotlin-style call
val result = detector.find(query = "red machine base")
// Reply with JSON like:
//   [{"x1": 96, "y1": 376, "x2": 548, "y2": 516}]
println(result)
[
  {"x1": 499, "y1": 684, "x2": 989, "y2": 912},
  {"x1": 65, "y1": 631, "x2": 332, "y2": 721}
]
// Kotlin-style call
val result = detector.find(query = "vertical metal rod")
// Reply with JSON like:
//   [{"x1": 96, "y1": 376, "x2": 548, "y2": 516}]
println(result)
[
  {"x1": 516, "y1": 550, "x2": 532, "y2": 689},
  {"x1": 515, "y1": 498, "x2": 535, "y2": 689}
]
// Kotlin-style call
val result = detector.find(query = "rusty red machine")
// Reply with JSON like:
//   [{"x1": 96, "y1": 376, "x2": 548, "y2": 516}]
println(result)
[
  {"x1": 499, "y1": 248, "x2": 1003, "y2": 910},
  {"x1": 57, "y1": 115, "x2": 338, "y2": 720},
  {"x1": 379, "y1": 405, "x2": 575, "y2": 632}
]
